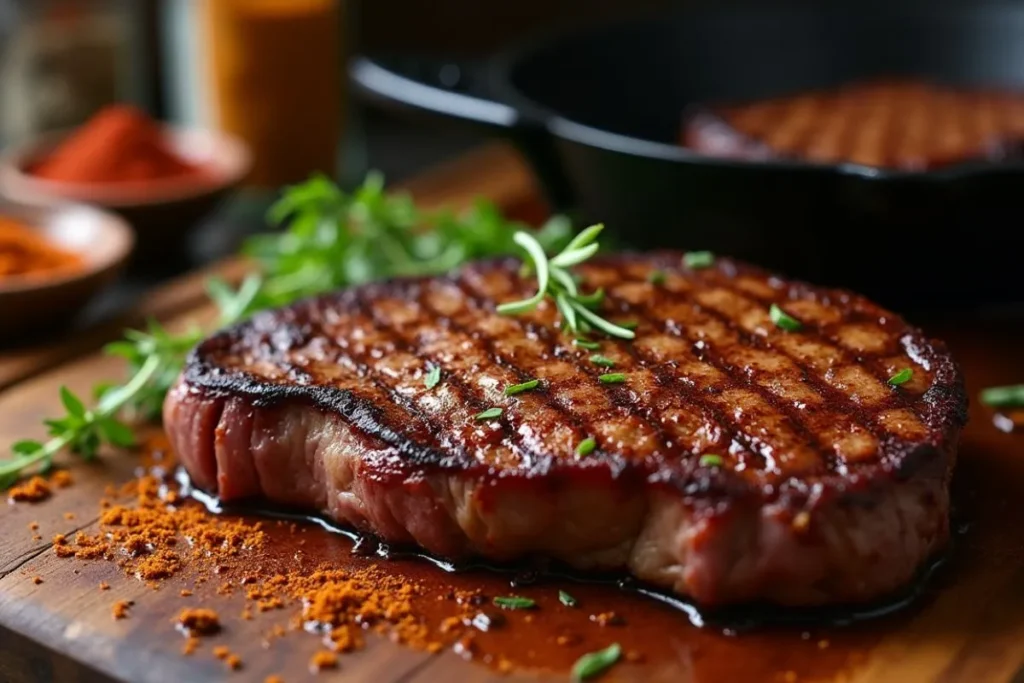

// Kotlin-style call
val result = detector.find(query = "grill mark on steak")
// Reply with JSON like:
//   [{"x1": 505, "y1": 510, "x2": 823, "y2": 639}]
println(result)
[
  {"x1": 589, "y1": 264, "x2": 847, "y2": 475},
  {"x1": 689, "y1": 269, "x2": 930, "y2": 452},
  {"x1": 356, "y1": 283, "x2": 528, "y2": 469},
  {"x1": 659, "y1": 266, "x2": 919, "y2": 450},
  {"x1": 178, "y1": 253, "x2": 965, "y2": 497},
  {"x1": 443, "y1": 271, "x2": 674, "y2": 464},
  {"x1": 167, "y1": 252, "x2": 968, "y2": 607},
  {"x1": 421, "y1": 276, "x2": 594, "y2": 446}
]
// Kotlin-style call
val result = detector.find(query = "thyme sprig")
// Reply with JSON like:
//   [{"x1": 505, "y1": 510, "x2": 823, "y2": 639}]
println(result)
[{"x1": 497, "y1": 224, "x2": 635, "y2": 340}]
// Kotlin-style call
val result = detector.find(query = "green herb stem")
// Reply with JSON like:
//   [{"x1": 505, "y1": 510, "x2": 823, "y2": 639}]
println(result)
[
  {"x1": 980, "y1": 384, "x2": 1024, "y2": 408},
  {"x1": 475, "y1": 408, "x2": 503, "y2": 421},
  {"x1": 504, "y1": 379, "x2": 541, "y2": 396},
  {"x1": 497, "y1": 226, "x2": 635, "y2": 340},
  {"x1": 647, "y1": 270, "x2": 666, "y2": 285},
  {"x1": 572, "y1": 643, "x2": 622, "y2": 681},
  {"x1": 888, "y1": 368, "x2": 913, "y2": 386},
  {"x1": 699, "y1": 454, "x2": 724, "y2": 467},
  {"x1": 493, "y1": 596, "x2": 536, "y2": 610},
  {"x1": 769, "y1": 303, "x2": 803, "y2": 332},
  {"x1": 0, "y1": 356, "x2": 162, "y2": 488},
  {"x1": 683, "y1": 251, "x2": 715, "y2": 269}
]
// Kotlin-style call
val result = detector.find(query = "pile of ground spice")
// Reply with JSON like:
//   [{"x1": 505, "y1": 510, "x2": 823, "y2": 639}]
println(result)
[
  {"x1": 7, "y1": 469, "x2": 72, "y2": 503},
  {"x1": 51, "y1": 471, "x2": 488, "y2": 671},
  {"x1": 32, "y1": 105, "x2": 202, "y2": 185},
  {"x1": 177, "y1": 608, "x2": 221, "y2": 636},
  {"x1": 112, "y1": 600, "x2": 133, "y2": 620},
  {"x1": 54, "y1": 475, "x2": 264, "y2": 584},
  {"x1": 0, "y1": 218, "x2": 83, "y2": 282}
]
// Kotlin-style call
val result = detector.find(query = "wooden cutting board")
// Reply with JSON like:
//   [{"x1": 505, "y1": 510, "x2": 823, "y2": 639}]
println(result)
[{"x1": 1, "y1": 143, "x2": 1024, "y2": 683}]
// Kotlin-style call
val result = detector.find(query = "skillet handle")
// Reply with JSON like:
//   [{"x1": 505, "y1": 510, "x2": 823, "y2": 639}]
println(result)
[{"x1": 349, "y1": 55, "x2": 575, "y2": 211}]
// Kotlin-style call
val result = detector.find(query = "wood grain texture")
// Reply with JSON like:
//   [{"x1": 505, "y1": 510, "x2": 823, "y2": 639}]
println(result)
[{"x1": 2, "y1": 142, "x2": 1024, "y2": 682}]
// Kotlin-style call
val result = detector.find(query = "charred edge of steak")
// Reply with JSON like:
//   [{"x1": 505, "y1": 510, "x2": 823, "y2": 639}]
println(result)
[{"x1": 179, "y1": 253, "x2": 968, "y2": 508}]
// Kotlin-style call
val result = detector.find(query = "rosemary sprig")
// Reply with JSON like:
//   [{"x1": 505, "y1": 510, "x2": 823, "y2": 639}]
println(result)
[
  {"x1": 2, "y1": 174, "x2": 575, "y2": 488},
  {"x1": 497, "y1": 225, "x2": 635, "y2": 340}
]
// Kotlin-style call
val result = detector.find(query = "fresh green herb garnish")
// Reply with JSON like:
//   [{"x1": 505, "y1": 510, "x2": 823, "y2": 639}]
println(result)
[
  {"x1": 769, "y1": 303, "x2": 803, "y2": 332},
  {"x1": 683, "y1": 251, "x2": 715, "y2": 269},
  {"x1": 0, "y1": 357, "x2": 160, "y2": 489},
  {"x1": 2, "y1": 174, "x2": 575, "y2": 488},
  {"x1": 497, "y1": 224, "x2": 635, "y2": 340},
  {"x1": 572, "y1": 643, "x2": 622, "y2": 681},
  {"x1": 888, "y1": 368, "x2": 912, "y2": 386},
  {"x1": 699, "y1": 454, "x2": 724, "y2": 467},
  {"x1": 589, "y1": 355, "x2": 616, "y2": 368},
  {"x1": 246, "y1": 173, "x2": 573, "y2": 309},
  {"x1": 504, "y1": 379, "x2": 540, "y2": 396},
  {"x1": 559, "y1": 590, "x2": 578, "y2": 607},
  {"x1": 575, "y1": 437, "x2": 597, "y2": 457},
  {"x1": 424, "y1": 365, "x2": 442, "y2": 390},
  {"x1": 573, "y1": 339, "x2": 601, "y2": 351},
  {"x1": 616, "y1": 321, "x2": 639, "y2": 331},
  {"x1": 475, "y1": 408, "x2": 503, "y2": 421},
  {"x1": 647, "y1": 270, "x2": 666, "y2": 285},
  {"x1": 493, "y1": 596, "x2": 536, "y2": 610},
  {"x1": 980, "y1": 384, "x2": 1024, "y2": 408},
  {"x1": 598, "y1": 373, "x2": 626, "y2": 384}
]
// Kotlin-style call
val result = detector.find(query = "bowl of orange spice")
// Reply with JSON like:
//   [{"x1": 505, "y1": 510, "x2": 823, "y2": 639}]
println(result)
[
  {"x1": 0, "y1": 105, "x2": 251, "y2": 265},
  {"x1": 0, "y1": 198, "x2": 133, "y2": 343}
]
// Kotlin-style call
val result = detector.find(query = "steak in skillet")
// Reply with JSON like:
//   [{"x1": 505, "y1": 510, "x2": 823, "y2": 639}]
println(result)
[
  {"x1": 164, "y1": 254, "x2": 966, "y2": 607},
  {"x1": 683, "y1": 79, "x2": 1024, "y2": 170}
]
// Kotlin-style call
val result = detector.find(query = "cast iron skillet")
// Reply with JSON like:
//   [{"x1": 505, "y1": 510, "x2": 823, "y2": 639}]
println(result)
[{"x1": 351, "y1": 4, "x2": 1024, "y2": 308}]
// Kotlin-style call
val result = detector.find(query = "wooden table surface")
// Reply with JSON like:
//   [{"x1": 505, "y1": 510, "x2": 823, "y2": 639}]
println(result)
[{"x1": 1, "y1": 143, "x2": 1024, "y2": 683}]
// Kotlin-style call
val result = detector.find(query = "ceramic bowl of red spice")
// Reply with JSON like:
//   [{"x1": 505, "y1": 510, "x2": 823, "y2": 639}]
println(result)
[{"x1": 0, "y1": 105, "x2": 252, "y2": 267}]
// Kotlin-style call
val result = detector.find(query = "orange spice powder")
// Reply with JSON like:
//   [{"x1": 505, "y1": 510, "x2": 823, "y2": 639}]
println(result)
[
  {"x1": 309, "y1": 650, "x2": 338, "y2": 672},
  {"x1": 112, "y1": 600, "x2": 132, "y2": 620},
  {"x1": 8, "y1": 476, "x2": 52, "y2": 503},
  {"x1": 51, "y1": 469, "x2": 518, "y2": 671},
  {"x1": 177, "y1": 608, "x2": 221, "y2": 636},
  {"x1": 0, "y1": 219, "x2": 83, "y2": 282}
]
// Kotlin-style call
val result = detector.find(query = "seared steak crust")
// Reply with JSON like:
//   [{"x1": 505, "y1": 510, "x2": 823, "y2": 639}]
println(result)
[{"x1": 165, "y1": 253, "x2": 966, "y2": 607}]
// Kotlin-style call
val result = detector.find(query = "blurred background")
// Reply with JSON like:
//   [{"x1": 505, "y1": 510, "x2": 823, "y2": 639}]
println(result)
[
  {"x1": 0, "y1": 0, "x2": 668, "y2": 192},
  {"x1": 0, "y1": 0, "x2": 1020, "y2": 342},
  {"x1": 0, "y1": 0, "x2": 674, "y2": 323},
  {"x1": 0, "y1": 0, "x2": 561, "y2": 325}
]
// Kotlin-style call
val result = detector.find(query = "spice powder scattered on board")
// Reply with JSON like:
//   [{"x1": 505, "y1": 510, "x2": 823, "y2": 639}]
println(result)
[{"x1": 50, "y1": 468, "x2": 516, "y2": 671}]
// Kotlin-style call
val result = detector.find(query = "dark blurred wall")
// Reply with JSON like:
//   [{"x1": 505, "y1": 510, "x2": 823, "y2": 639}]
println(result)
[{"x1": 356, "y1": 0, "x2": 679, "y2": 54}]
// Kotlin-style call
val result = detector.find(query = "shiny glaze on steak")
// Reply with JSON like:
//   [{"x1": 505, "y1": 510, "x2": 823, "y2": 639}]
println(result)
[
  {"x1": 164, "y1": 254, "x2": 966, "y2": 607},
  {"x1": 683, "y1": 80, "x2": 1024, "y2": 170}
]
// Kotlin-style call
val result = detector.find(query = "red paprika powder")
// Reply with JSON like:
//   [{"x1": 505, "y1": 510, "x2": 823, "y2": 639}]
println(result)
[{"x1": 32, "y1": 105, "x2": 202, "y2": 184}]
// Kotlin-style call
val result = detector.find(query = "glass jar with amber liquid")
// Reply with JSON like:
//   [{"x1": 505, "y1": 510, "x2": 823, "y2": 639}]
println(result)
[{"x1": 201, "y1": 0, "x2": 345, "y2": 189}]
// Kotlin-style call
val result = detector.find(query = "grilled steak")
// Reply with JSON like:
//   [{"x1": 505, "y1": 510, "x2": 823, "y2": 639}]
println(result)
[
  {"x1": 164, "y1": 254, "x2": 966, "y2": 607},
  {"x1": 683, "y1": 80, "x2": 1024, "y2": 170}
]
